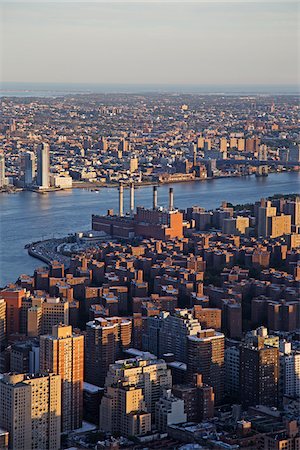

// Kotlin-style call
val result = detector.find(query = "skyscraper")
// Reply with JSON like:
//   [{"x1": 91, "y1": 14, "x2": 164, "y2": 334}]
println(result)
[
  {"x1": 85, "y1": 317, "x2": 132, "y2": 386},
  {"x1": 24, "y1": 151, "x2": 36, "y2": 186},
  {"x1": 257, "y1": 200, "x2": 277, "y2": 237},
  {"x1": 240, "y1": 343, "x2": 279, "y2": 407},
  {"x1": 0, "y1": 373, "x2": 61, "y2": 450},
  {"x1": 187, "y1": 329, "x2": 225, "y2": 404},
  {"x1": 36, "y1": 142, "x2": 50, "y2": 188},
  {"x1": 0, "y1": 154, "x2": 6, "y2": 188},
  {"x1": 40, "y1": 324, "x2": 84, "y2": 432},
  {"x1": 279, "y1": 341, "x2": 300, "y2": 400}
]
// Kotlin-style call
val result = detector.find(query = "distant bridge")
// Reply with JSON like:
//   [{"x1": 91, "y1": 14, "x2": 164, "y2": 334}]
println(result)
[{"x1": 215, "y1": 159, "x2": 299, "y2": 169}]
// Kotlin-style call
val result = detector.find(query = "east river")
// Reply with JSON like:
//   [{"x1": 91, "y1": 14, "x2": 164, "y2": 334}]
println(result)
[{"x1": 0, "y1": 171, "x2": 299, "y2": 286}]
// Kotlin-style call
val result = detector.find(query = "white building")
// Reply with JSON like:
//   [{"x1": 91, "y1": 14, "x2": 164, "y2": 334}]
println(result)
[
  {"x1": 280, "y1": 341, "x2": 300, "y2": 399},
  {"x1": 225, "y1": 345, "x2": 240, "y2": 399},
  {"x1": 50, "y1": 174, "x2": 72, "y2": 188},
  {"x1": 155, "y1": 389, "x2": 187, "y2": 432},
  {"x1": 0, "y1": 154, "x2": 7, "y2": 187},
  {"x1": 37, "y1": 142, "x2": 50, "y2": 188},
  {"x1": 24, "y1": 151, "x2": 36, "y2": 186}
]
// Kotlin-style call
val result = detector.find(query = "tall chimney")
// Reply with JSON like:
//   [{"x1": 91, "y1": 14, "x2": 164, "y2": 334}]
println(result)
[
  {"x1": 119, "y1": 181, "x2": 124, "y2": 217},
  {"x1": 130, "y1": 182, "x2": 134, "y2": 214},
  {"x1": 169, "y1": 187, "x2": 174, "y2": 211},
  {"x1": 153, "y1": 185, "x2": 158, "y2": 209}
]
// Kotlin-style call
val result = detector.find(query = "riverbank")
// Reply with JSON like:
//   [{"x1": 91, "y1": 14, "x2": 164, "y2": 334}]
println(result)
[
  {"x1": 1, "y1": 171, "x2": 299, "y2": 286},
  {"x1": 28, "y1": 239, "x2": 70, "y2": 267},
  {"x1": 1, "y1": 168, "x2": 297, "y2": 194}
]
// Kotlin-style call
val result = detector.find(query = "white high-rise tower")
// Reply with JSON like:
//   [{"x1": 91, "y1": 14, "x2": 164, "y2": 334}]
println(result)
[
  {"x1": 0, "y1": 154, "x2": 6, "y2": 187},
  {"x1": 24, "y1": 151, "x2": 36, "y2": 186},
  {"x1": 37, "y1": 143, "x2": 50, "y2": 188}
]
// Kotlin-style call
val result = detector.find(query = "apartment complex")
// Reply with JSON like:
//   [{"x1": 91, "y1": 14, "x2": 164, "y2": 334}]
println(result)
[
  {"x1": 187, "y1": 329, "x2": 225, "y2": 404},
  {"x1": 0, "y1": 373, "x2": 61, "y2": 450},
  {"x1": 85, "y1": 317, "x2": 132, "y2": 386},
  {"x1": 40, "y1": 324, "x2": 84, "y2": 432}
]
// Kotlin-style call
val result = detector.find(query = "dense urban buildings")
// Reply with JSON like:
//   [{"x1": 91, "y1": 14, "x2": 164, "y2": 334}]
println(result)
[
  {"x1": 0, "y1": 188, "x2": 299, "y2": 449},
  {"x1": 0, "y1": 91, "x2": 299, "y2": 450},
  {"x1": 0, "y1": 94, "x2": 299, "y2": 194}
]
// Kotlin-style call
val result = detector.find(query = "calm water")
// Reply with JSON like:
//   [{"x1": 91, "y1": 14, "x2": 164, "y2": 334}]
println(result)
[
  {"x1": 0, "y1": 172, "x2": 299, "y2": 286},
  {"x1": 1, "y1": 82, "x2": 299, "y2": 97}
]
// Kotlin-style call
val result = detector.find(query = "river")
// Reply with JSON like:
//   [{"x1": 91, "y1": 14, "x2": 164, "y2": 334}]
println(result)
[{"x1": 0, "y1": 172, "x2": 299, "y2": 286}]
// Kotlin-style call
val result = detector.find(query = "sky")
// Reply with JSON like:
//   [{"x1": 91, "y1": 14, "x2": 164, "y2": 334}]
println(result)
[{"x1": 0, "y1": 1, "x2": 299, "y2": 86}]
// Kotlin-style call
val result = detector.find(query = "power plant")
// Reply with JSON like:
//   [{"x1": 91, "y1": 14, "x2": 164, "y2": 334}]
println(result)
[{"x1": 92, "y1": 183, "x2": 183, "y2": 240}]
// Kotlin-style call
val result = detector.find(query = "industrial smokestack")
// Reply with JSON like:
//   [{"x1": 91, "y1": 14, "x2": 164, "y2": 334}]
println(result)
[
  {"x1": 130, "y1": 182, "x2": 134, "y2": 214},
  {"x1": 169, "y1": 187, "x2": 174, "y2": 211},
  {"x1": 119, "y1": 182, "x2": 124, "y2": 217},
  {"x1": 153, "y1": 185, "x2": 158, "y2": 210}
]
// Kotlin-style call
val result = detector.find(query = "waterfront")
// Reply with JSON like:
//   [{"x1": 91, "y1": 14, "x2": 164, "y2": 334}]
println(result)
[{"x1": 0, "y1": 171, "x2": 299, "y2": 286}]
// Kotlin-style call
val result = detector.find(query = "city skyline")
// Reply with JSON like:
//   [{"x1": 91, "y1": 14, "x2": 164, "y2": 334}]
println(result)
[
  {"x1": 1, "y1": 3, "x2": 300, "y2": 448},
  {"x1": 2, "y1": 1, "x2": 299, "y2": 86}
]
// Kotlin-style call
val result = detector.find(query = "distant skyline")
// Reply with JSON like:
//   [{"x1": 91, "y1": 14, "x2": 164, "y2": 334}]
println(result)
[{"x1": 1, "y1": 1, "x2": 299, "y2": 86}]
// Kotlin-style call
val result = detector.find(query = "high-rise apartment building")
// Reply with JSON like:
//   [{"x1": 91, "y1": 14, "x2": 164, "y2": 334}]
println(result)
[
  {"x1": 0, "y1": 373, "x2": 61, "y2": 450},
  {"x1": 240, "y1": 343, "x2": 279, "y2": 407},
  {"x1": 268, "y1": 214, "x2": 292, "y2": 238},
  {"x1": 102, "y1": 357, "x2": 172, "y2": 418},
  {"x1": 289, "y1": 144, "x2": 300, "y2": 163},
  {"x1": 257, "y1": 200, "x2": 277, "y2": 237},
  {"x1": 40, "y1": 324, "x2": 84, "y2": 432},
  {"x1": 1, "y1": 287, "x2": 26, "y2": 337},
  {"x1": 187, "y1": 329, "x2": 225, "y2": 404},
  {"x1": 40, "y1": 297, "x2": 69, "y2": 334},
  {"x1": 100, "y1": 385, "x2": 151, "y2": 436},
  {"x1": 0, "y1": 154, "x2": 6, "y2": 188},
  {"x1": 85, "y1": 317, "x2": 132, "y2": 386},
  {"x1": 143, "y1": 310, "x2": 201, "y2": 363},
  {"x1": 225, "y1": 345, "x2": 240, "y2": 400},
  {"x1": 283, "y1": 197, "x2": 300, "y2": 227},
  {"x1": 279, "y1": 341, "x2": 300, "y2": 400},
  {"x1": 160, "y1": 310, "x2": 201, "y2": 362},
  {"x1": 237, "y1": 138, "x2": 245, "y2": 151},
  {"x1": 23, "y1": 151, "x2": 36, "y2": 186},
  {"x1": 172, "y1": 373, "x2": 214, "y2": 422},
  {"x1": 219, "y1": 138, "x2": 227, "y2": 153},
  {"x1": 129, "y1": 156, "x2": 139, "y2": 173},
  {"x1": 18, "y1": 296, "x2": 69, "y2": 337},
  {"x1": 10, "y1": 341, "x2": 40, "y2": 374},
  {"x1": 229, "y1": 137, "x2": 238, "y2": 149},
  {"x1": 36, "y1": 142, "x2": 50, "y2": 188},
  {"x1": 0, "y1": 299, "x2": 6, "y2": 346}
]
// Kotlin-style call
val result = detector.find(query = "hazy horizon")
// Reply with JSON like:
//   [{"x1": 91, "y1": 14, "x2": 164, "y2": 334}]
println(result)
[
  {"x1": 1, "y1": 1, "x2": 299, "y2": 87},
  {"x1": 1, "y1": 81, "x2": 299, "y2": 97}
]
